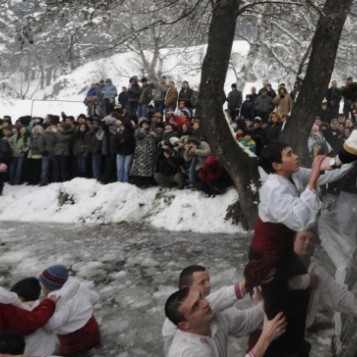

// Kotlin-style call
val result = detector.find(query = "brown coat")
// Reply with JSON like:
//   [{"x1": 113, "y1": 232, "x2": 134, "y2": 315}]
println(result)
[
  {"x1": 273, "y1": 94, "x2": 293, "y2": 115},
  {"x1": 165, "y1": 87, "x2": 178, "y2": 108}
]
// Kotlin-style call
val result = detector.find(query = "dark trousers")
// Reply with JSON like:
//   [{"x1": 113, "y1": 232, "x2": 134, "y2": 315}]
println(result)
[
  {"x1": 154, "y1": 101, "x2": 165, "y2": 115},
  {"x1": 344, "y1": 104, "x2": 351, "y2": 119},
  {"x1": 52, "y1": 155, "x2": 70, "y2": 182},
  {"x1": 104, "y1": 98, "x2": 115, "y2": 115},
  {"x1": 262, "y1": 252, "x2": 310, "y2": 357},
  {"x1": 26, "y1": 158, "x2": 42, "y2": 185},
  {"x1": 128, "y1": 101, "x2": 138, "y2": 119},
  {"x1": 0, "y1": 172, "x2": 5, "y2": 195}
]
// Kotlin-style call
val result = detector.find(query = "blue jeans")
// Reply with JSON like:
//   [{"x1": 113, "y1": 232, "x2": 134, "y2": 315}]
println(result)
[
  {"x1": 76, "y1": 155, "x2": 88, "y2": 176},
  {"x1": 136, "y1": 103, "x2": 148, "y2": 119},
  {"x1": 92, "y1": 155, "x2": 102, "y2": 181},
  {"x1": 9, "y1": 156, "x2": 24, "y2": 185},
  {"x1": 116, "y1": 154, "x2": 133, "y2": 182},
  {"x1": 188, "y1": 157, "x2": 199, "y2": 187},
  {"x1": 41, "y1": 155, "x2": 52, "y2": 184}
]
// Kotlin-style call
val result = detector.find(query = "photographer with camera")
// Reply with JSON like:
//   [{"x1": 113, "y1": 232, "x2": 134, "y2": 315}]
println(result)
[
  {"x1": 154, "y1": 139, "x2": 184, "y2": 189},
  {"x1": 273, "y1": 86, "x2": 293, "y2": 116},
  {"x1": 183, "y1": 137, "x2": 211, "y2": 189}
]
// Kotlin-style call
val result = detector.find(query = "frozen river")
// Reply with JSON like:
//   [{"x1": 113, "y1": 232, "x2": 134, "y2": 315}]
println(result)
[{"x1": 0, "y1": 222, "x2": 333, "y2": 356}]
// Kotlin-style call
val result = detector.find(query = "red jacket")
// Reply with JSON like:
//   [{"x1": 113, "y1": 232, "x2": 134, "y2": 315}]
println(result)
[{"x1": 0, "y1": 299, "x2": 55, "y2": 335}]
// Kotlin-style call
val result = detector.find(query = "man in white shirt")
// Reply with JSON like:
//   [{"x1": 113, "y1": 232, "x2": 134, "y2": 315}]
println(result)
[
  {"x1": 293, "y1": 230, "x2": 357, "y2": 329},
  {"x1": 162, "y1": 265, "x2": 247, "y2": 355},
  {"x1": 165, "y1": 287, "x2": 286, "y2": 357}
]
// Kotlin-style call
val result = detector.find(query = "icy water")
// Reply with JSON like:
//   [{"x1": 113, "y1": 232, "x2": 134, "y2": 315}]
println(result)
[{"x1": 0, "y1": 222, "x2": 333, "y2": 356}]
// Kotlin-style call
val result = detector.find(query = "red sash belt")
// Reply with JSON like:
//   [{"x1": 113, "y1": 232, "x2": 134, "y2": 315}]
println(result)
[{"x1": 58, "y1": 315, "x2": 101, "y2": 356}]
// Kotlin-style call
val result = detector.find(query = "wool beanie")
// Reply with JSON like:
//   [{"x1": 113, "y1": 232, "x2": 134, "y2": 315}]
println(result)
[{"x1": 39, "y1": 265, "x2": 68, "y2": 291}]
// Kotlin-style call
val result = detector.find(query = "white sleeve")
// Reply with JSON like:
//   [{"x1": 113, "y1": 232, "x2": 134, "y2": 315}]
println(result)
[
  {"x1": 288, "y1": 274, "x2": 311, "y2": 290},
  {"x1": 43, "y1": 303, "x2": 71, "y2": 332},
  {"x1": 317, "y1": 163, "x2": 354, "y2": 185},
  {"x1": 0, "y1": 287, "x2": 23, "y2": 307},
  {"x1": 317, "y1": 266, "x2": 357, "y2": 317},
  {"x1": 86, "y1": 287, "x2": 100, "y2": 305},
  {"x1": 162, "y1": 318, "x2": 177, "y2": 356},
  {"x1": 226, "y1": 303, "x2": 264, "y2": 337},
  {"x1": 206, "y1": 285, "x2": 237, "y2": 312},
  {"x1": 262, "y1": 183, "x2": 321, "y2": 231}
]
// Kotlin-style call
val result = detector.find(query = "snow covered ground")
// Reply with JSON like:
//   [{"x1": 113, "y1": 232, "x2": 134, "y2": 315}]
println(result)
[{"x1": 0, "y1": 180, "x2": 243, "y2": 234}]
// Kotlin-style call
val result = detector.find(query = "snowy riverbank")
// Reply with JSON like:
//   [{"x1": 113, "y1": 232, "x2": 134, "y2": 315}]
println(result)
[{"x1": 0, "y1": 179, "x2": 244, "y2": 234}]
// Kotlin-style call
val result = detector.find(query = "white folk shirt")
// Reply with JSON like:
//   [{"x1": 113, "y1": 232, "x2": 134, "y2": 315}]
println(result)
[
  {"x1": 167, "y1": 303, "x2": 264, "y2": 357},
  {"x1": 259, "y1": 165, "x2": 353, "y2": 231},
  {"x1": 162, "y1": 285, "x2": 241, "y2": 355},
  {"x1": 44, "y1": 278, "x2": 99, "y2": 335},
  {"x1": 306, "y1": 262, "x2": 357, "y2": 328}
]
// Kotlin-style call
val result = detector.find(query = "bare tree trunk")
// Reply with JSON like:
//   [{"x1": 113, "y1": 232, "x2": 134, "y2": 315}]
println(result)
[
  {"x1": 235, "y1": 11, "x2": 271, "y2": 89},
  {"x1": 46, "y1": 66, "x2": 53, "y2": 86},
  {"x1": 281, "y1": 0, "x2": 353, "y2": 165},
  {"x1": 198, "y1": 0, "x2": 259, "y2": 230}
]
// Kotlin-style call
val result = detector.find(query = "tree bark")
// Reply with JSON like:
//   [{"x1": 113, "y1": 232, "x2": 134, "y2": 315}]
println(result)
[
  {"x1": 198, "y1": 0, "x2": 260, "y2": 230},
  {"x1": 281, "y1": 0, "x2": 353, "y2": 165}
]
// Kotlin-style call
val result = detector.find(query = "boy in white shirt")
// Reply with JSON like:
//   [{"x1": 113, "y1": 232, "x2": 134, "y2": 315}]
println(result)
[{"x1": 244, "y1": 142, "x2": 353, "y2": 356}]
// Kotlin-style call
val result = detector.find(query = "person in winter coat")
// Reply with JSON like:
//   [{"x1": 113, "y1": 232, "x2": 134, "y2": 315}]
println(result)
[
  {"x1": 324, "y1": 119, "x2": 344, "y2": 152},
  {"x1": 127, "y1": 77, "x2": 141, "y2": 120},
  {"x1": 52, "y1": 123, "x2": 74, "y2": 182},
  {"x1": 255, "y1": 89, "x2": 275, "y2": 124},
  {"x1": 137, "y1": 78, "x2": 153, "y2": 119},
  {"x1": 130, "y1": 117, "x2": 158, "y2": 187},
  {"x1": 241, "y1": 129, "x2": 256, "y2": 154},
  {"x1": 226, "y1": 83, "x2": 243, "y2": 121},
  {"x1": 115, "y1": 121, "x2": 135, "y2": 182},
  {"x1": 197, "y1": 155, "x2": 231, "y2": 196},
  {"x1": 178, "y1": 81, "x2": 195, "y2": 114},
  {"x1": 73, "y1": 123, "x2": 91, "y2": 177},
  {"x1": 0, "y1": 137, "x2": 12, "y2": 195},
  {"x1": 264, "y1": 112, "x2": 283, "y2": 146},
  {"x1": 325, "y1": 80, "x2": 342, "y2": 120},
  {"x1": 165, "y1": 81, "x2": 178, "y2": 113},
  {"x1": 101, "y1": 78, "x2": 117, "y2": 115},
  {"x1": 240, "y1": 94, "x2": 255, "y2": 120},
  {"x1": 38, "y1": 265, "x2": 100, "y2": 356},
  {"x1": 39, "y1": 125, "x2": 57, "y2": 186},
  {"x1": 153, "y1": 76, "x2": 168, "y2": 115},
  {"x1": 154, "y1": 140, "x2": 184, "y2": 189},
  {"x1": 265, "y1": 83, "x2": 277, "y2": 99},
  {"x1": 273, "y1": 87, "x2": 293, "y2": 116},
  {"x1": 26, "y1": 125, "x2": 43, "y2": 185},
  {"x1": 88, "y1": 119, "x2": 107, "y2": 181},
  {"x1": 8, "y1": 126, "x2": 29, "y2": 185},
  {"x1": 183, "y1": 137, "x2": 211, "y2": 188},
  {"x1": 84, "y1": 83, "x2": 99, "y2": 117},
  {"x1": 251, "y1": 117, "x2": 265, "y2": 157},
  {"x1": 118, "y1": 86, "x2": 129, "y2": 110}
]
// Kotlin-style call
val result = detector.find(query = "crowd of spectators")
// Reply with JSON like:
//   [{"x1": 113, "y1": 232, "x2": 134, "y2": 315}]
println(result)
[{"x1": 0, "y1": 75, "x2": 356, "y2": 197}]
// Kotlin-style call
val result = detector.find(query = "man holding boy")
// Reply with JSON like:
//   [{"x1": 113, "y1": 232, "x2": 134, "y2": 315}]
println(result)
[{"x1": 162, "y1": 265, "x2": 247, "y2": 355}]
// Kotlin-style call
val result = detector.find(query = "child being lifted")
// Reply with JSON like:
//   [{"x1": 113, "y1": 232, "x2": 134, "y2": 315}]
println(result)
[{"x1": 244, "y1": 141, "x2": 355, "y2": 357}]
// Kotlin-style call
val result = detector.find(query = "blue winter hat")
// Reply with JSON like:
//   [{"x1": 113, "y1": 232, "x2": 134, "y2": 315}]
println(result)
[{"x1": 39, "y1": 265, "x2": 68, "y2": 291}]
